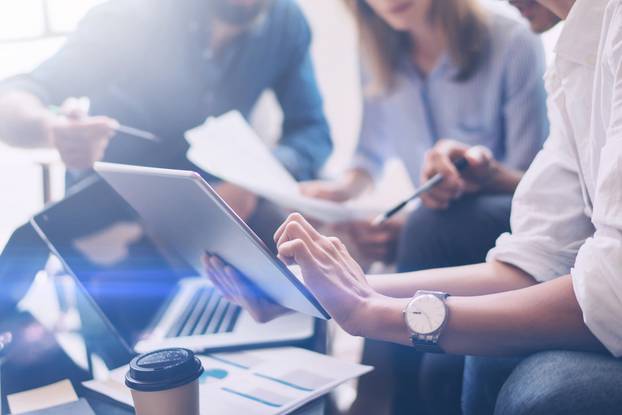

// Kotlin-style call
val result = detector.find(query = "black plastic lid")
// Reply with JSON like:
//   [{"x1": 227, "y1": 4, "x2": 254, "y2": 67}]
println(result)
[{"x1": 125, "y1": 348, "x2": 204, "y2": 392}]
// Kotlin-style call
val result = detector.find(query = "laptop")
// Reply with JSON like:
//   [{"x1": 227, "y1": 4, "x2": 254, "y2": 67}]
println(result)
[{"x1": 31, "y1": 176, "x2": 317, "y2": 354}]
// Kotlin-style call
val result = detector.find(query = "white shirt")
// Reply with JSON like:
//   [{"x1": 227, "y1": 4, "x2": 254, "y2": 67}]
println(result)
[{"x1": 488, "y1": 0, "x2": 622, "y2": 356}]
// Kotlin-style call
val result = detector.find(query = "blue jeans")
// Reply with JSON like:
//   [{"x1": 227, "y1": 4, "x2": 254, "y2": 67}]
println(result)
[
  {"x1": 397, "y1": 194, "x2": 512, "y2": 272},
  {"x1": 463, "y1": 351, "x2": 622, "y2": 415}
]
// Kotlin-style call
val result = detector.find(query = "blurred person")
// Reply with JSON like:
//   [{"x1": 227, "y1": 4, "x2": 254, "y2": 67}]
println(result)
[
  {"x1": 204, "y1": 1, "x2": 622, "y2": 415},
  {"x1": 300, "y1": 0, "x2": 547, "y2": 269},
  {"x1": 0, "y1": 0, "x2": 332, "y2": 244}
]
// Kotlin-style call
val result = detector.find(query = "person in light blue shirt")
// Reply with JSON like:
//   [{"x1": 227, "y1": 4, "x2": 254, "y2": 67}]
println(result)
[{"x1": 302, "y1": 0, "x2": 547, "y2": 269}]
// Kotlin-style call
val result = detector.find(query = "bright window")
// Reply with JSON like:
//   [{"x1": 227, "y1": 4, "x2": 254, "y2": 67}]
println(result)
[{"x1": 0, "y1": 1, "x2": 105, "y2": 248}]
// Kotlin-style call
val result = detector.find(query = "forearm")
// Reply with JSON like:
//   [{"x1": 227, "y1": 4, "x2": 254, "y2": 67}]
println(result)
[
  {"x1": 484, "y1": 161, "x2": 523, "y2": 193},
  {"x1": 362, "y1": 275, "x2": 605, "y2": 355},
  {"x1": 0, "y1": 91, "x2": 52, "y2": 148},
  {"x1": 439, "y1": 275, "x2": 605, "y2": 355},
  {"x1": 368, "y1": 261, "x2": 536, "y2": 298}
]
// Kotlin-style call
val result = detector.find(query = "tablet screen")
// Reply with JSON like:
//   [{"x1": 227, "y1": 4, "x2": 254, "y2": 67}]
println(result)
[{"x1": 33, "y1": 178, "x2": 192, "y2": 347}]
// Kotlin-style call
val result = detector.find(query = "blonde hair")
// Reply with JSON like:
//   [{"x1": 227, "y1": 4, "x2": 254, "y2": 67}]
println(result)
[{"x1": 345, "y1": 0, "x2": 491, "y2": 95}]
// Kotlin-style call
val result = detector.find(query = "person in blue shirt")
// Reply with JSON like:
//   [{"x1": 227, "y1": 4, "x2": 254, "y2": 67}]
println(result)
[
  {"x1": 302, "y1": 0, "x2": 547, "y2": 269},
  {"x1": 0, "y1": 0, "x2": 332, "y2": 243}
]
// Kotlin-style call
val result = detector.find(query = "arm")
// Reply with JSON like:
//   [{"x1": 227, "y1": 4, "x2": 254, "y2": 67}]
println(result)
[
  {"x1": 274, "y1": 214, "x2": 605, "y2": 356},
  {"x1": 272, "y1": 6, "x2": 332, "y2": 181},
  {"x1": 0, "y1": 91, "x2": 117, "y2": 169},
  {"x1": 368, "y1": 260, "x2": 535, "y2": 298},
  {"x1": 364, "y1": 275, "x2": 604, "y2": 356},
  {"x1": 0, "y1": 3, "x2": 132, "y2": 166},
  {"x1": 0, "y1": 91, "x2": 54, "y2": 148}
]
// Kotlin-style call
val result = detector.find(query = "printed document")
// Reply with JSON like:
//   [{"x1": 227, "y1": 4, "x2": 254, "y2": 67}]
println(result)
[
  {"x1": 83, "y1": 347, "x2": 372, "y2": 415},
  {"x1": 185, "y1": 112, "x2": 388, "y2": 223}
]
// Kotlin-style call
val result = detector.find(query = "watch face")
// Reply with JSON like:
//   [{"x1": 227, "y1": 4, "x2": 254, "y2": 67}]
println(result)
[{"x1": 405, "y1": 294, "x2": 446, "y2": 335}]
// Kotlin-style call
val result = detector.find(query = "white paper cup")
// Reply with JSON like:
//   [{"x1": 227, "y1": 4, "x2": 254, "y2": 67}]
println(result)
[{"x1": 125, "y1": 348, "x2": 203, "y2": 415}]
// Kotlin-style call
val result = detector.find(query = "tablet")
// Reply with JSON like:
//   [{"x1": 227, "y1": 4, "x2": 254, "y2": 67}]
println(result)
[{"x1": 94, "y1": 162, "x2": 329, "y2": 320}]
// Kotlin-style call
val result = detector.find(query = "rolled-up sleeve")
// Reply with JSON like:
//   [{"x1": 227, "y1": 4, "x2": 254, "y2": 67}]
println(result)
[
  {"x1": 487, "y1": 70, "x2": 595, "y2": 281},
  {"x1": 573, "y1": 20, "x2": 622, "y2": 356}
]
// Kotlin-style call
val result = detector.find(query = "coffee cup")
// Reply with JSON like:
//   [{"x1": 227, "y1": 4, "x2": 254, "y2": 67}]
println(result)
[{"x1": 125, "y1": 348, "x2": 204, "y2": 415}]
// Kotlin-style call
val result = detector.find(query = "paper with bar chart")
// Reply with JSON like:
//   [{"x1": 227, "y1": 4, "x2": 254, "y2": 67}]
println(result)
[{"x1": 83, "y1": 347, "x2": 372, "y2": 415}]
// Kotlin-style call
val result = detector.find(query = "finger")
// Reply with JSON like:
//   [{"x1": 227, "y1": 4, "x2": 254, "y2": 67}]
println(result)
[
  {"x1": 327, "y1": 237, "x2": 348, "y2": 256},
  {"x1": 277, "y1": 220, "x2": 330, "y2": 262},
  {"x1": 436, "y1": 139, "x2": 469, "y2": 160},
  {"x1": 465, "y1": 145, "x2": 491, "y2": 166},
  {"x1": 427, "y1": 185, "x2": 461, "y2": 202},
  {"x1": 208, "y1": 257, "x2": 236, "y2": 301},
  {"x1": 275, "y1": 213, "x2": 322, "y2": 243},
  {"x1": 420, "y1": 193, "x2": 450, "y2": 210},
  {"x1": 277, "y1": 239, "x2": 321, "y2": 272},
  {"x1": 61, "y1": 97, "x2": 86, "y2": 120}
]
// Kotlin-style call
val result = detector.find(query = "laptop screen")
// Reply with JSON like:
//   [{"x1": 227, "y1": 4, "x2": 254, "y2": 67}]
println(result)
[{"x1": 33, "y1": 177, "x2": 193, "y2": 348}]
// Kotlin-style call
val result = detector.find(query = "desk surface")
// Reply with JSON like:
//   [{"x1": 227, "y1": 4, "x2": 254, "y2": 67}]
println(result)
[{"x1": 0, "y1": 311, "x2": 325, "y2": 415}]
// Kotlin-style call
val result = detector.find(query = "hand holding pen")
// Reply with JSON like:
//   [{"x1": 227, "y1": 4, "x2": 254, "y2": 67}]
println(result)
[
  {"x1": 49, "y1": 97, "x2": 160, "y2": 170},
  {"x1": 48, "y1": 97, "x2": 119, "y2": 170},
  {"x1": 373, "y1": 140, "x2": 496, "y2": 225}
]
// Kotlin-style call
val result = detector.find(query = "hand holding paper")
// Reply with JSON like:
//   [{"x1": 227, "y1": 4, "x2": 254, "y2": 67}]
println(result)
[{"x1": 185, "y1": 112, "x2": 387, "y2": 224}]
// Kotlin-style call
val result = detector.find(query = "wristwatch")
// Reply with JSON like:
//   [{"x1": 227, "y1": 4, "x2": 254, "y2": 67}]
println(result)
[{"x1": 403, "y1": 290, "x2": 449, "y2": 353}]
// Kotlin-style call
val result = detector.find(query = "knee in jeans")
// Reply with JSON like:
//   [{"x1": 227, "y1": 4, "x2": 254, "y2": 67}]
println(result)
[{"x1": 494, "y1": 351, "x2": 590, "y2": 415}]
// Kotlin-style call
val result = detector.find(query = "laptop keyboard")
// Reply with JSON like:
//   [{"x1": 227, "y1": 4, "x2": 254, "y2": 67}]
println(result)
[{"x1": 166, "y1": 286, "x2": 241, "y2": 338}]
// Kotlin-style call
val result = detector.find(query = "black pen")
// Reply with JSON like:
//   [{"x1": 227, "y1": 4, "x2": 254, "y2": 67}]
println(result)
[{"x1": 371, "y1": 157, "x2": 469, "y2": 226}]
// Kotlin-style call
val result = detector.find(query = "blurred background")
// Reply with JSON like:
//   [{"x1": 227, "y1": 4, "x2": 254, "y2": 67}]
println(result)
[{"x1": 0, "y1": 0, "x2": 562, "y2": 251}]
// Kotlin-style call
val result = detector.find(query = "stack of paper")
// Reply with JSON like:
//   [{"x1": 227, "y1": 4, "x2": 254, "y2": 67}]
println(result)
[
  {"x1": 185, "y1": 112, "x2": 388, "y2": 223},
  {"x1": 83, "y1": 347, "x2": 372, "y2": 415}
]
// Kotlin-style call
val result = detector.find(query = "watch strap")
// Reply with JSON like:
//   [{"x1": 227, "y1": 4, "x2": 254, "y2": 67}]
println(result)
[{"x1": 410, "y1": 335, "x2": 444, "y2": 353}]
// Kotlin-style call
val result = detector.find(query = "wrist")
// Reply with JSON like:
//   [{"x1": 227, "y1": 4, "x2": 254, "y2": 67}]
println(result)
[
  {"x1": 481, "y1": 161, "x2": 520, "y2": 193},
  {"x1": 355, "y1": 293, "x2": 411, "y2": 344}
]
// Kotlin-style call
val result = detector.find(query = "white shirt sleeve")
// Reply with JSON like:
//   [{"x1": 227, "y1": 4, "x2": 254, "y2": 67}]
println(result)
[
  {"x1": 487, "y1": 71, "x2": 595, "y2": 282},
  {"x1": 573, "y1": 12, "x2": 622, "y2": 357}
]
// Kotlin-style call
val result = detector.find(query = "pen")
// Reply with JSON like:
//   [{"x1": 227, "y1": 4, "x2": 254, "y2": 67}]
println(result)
[
  {"x1": 371, "y1": 157, "x2": 469, "y2": 226},
  {"x1": 49, "y1": 105, "x2": 160, "y2": 142}
]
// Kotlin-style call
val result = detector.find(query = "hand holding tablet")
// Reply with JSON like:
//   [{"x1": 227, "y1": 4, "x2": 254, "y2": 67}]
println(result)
[{"x1": 202, "y1": 253, "x2": 291, "y2": 323}]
